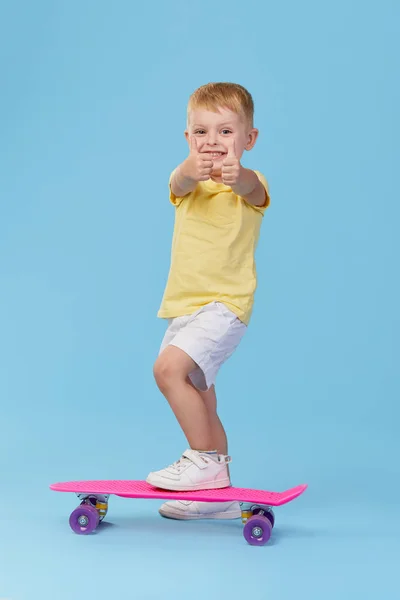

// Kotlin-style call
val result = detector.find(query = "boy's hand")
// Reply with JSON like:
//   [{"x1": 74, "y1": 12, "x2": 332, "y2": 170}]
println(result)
[
  {"x1": 221, "y1": 139, "x2": 242, "y2": 186},
  {"x1": 180, "y1": 136, "x2": 214, "y2": 182}
]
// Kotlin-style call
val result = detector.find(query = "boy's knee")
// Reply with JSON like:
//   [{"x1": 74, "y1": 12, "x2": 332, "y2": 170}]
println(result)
[{"x1": 153, "y1": 354, "x2": 184, "y2": 392}]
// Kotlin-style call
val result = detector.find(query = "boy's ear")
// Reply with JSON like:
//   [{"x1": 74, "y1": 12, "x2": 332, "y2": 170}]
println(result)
[
  {"x1": 245, "y1": 128, "x2": 259, "y2": 151},
  {"x1": 184, "y1": 130, "x2": 189, "y2": 143}
]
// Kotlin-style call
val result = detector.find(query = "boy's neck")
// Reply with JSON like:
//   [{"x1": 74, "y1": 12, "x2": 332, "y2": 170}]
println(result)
[{"x1": 210, "y1": 170, "x2": 223, "y2": 184}]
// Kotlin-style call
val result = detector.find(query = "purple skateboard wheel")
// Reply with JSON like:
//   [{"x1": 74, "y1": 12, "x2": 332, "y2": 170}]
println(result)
[
  {"x1": 69, "y1": 504, "x2": 99, "y2": 534},
  {"x1": 252, "y1": 506, "x2": 275, "y2": 528},
  {"x1": 243, "y1": 515, "x2": 272, "y2": 546}
]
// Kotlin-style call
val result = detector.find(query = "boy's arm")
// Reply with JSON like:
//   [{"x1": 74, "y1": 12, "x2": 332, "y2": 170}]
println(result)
[
  {"x1": 222, "y1": 139, "x2": 269, "y2": 207},
  {"x1": 231, "y1": 168, "x2": 267, "y2": 207},
  {"x1": 170, "y1": 164, "x2": 198, "y2": 197}
]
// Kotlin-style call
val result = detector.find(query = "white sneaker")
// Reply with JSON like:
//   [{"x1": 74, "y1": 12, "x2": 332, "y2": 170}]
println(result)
[
  {"x1": 159, "y1": 500, "x2": 241, "y2": 520},
  {"x1": 146, "y1": 449, "x2": 231, "y2": 491}
]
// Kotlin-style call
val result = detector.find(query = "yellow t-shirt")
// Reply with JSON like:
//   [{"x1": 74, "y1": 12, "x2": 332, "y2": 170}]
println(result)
[{"x1": 157, "y1": 170, "x2": 270, "y2": 325}]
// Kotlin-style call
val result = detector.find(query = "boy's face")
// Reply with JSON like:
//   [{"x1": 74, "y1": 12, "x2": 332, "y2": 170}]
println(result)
[{"x1": 185, "y1": 107, "x2": 258, "y2": 180}]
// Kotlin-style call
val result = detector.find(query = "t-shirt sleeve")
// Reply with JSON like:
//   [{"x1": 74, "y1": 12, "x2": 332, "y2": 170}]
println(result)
[{"x1": 242, "y1": 170, "x2": 271, "y2": 214}]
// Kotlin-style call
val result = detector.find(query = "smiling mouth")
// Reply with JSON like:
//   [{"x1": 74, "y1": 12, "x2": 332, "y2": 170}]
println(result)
[{"x1": 205, "y1": 151, "x2": 226, "y2": 158}]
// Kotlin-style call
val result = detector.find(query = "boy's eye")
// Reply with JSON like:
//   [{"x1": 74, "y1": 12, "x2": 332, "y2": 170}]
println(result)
[
  {"x1": 194, "y1": 129, "x2": 206, "y2": 134},
  {"x1": 222, "y1": 129, "x2": 232, "y2": 135}
]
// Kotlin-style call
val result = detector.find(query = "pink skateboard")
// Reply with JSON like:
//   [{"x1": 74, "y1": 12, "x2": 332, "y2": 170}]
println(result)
[{"x1": 50, "y1": 480, "x2": 307, "y2": 546}]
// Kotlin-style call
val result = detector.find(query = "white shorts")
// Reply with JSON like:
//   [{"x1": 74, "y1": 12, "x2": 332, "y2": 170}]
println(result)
[{"x1": 159, "y1": 301, "x2": 247, "y2": 391}]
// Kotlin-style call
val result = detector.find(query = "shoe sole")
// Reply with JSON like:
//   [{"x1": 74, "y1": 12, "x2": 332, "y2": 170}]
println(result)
[
  {"x1": 159, "y1": 508, "x2": 242, "y2": 520},
  {"x1": 146, "y1": 477, "x2": 231, "y2": 492}
]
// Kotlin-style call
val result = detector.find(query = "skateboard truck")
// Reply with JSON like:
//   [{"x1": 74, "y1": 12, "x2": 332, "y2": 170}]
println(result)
[
  {"x1": 77, "y1": 493, "x2": 109, "y2": 522},
  {"x1": 240, "y1": 502, "x2": 276, "y2": 543}
]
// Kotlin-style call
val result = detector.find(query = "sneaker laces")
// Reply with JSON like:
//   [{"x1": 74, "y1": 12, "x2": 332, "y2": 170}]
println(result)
[
  {"x1": 168, "y1": 457, "x2": 191, "y2": 474},
  {"x1": 167, "y1": 449, "x2": 209, "y2": 473}
]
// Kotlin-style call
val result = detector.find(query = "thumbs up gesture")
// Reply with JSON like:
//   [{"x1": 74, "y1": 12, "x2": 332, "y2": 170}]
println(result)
[
  {"x1": 221, "y1": 138, "x2": 241, "y2": 187},
  {"x1": 181, "y1": 135, "x2": 214, "y2": 182}
]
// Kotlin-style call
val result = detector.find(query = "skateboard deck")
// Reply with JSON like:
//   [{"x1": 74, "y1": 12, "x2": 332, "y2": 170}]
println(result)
[
  {"x1": 50, "y1": 480, "x2": 307, "y2": 546},
  {"x1": 50, "y1": 480, "x2": 307, "y2": 505}
]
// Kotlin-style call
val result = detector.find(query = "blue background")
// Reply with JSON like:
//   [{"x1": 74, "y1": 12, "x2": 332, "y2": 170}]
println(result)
[{"x1": 1, "y1": 0, "x2": 399, "y2": 598}]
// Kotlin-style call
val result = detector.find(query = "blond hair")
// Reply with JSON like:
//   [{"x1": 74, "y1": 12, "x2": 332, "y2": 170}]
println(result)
[{"x1": 187, "y1": 82, "x2": 254, "y2": 127}]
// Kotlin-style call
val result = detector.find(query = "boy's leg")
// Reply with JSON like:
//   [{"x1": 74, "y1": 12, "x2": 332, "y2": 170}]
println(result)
[
  {"x1": 187, "y1": 380, "x2": 228, "y2": 456},
  {"x1": 187, "y1": 380, "x2": 233, "y2": 484},
  {"x1": 148, "y1": 301, "x2": 245, "y2": 492},
  {"x1": 148, "y1": 345, "x2": 232, "y2": 491},
  {"x1": 153, "y1": 348, "x2": 228, "y2": 455},
  {"x1": 153, "y1": 345, "x2": 215, "y2": 451}
]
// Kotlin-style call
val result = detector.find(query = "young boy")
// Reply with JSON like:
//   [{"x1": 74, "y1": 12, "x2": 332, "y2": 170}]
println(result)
[{"x1": 147, "y1": 82, "x2": 270, "y2": 520}]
